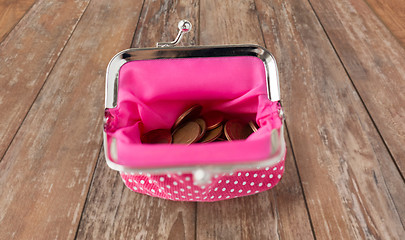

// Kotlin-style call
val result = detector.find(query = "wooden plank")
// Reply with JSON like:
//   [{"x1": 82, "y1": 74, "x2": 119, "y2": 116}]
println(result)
[
  {"x1": 131, "y1": 0, "x2": 199, "y2": 47},
  {"x1": 308, "y1": 0, "x2": 405, "y2": 177},
  {"x1": 365, "y1": 0, "x2": 405, "y2": 47},
  {"x1": 197, "y1": 1, "x2": 314, "y2": 239},
  {"x1": 199, "y1": 0, "x2": 263, "y2": 45},
  {"x1": 196, "y1": 132, "x2": 314, "y2": 239},
  {"x1": 0, "y1": 0, "x2": 90, "y2": 160},
  {"x1": 255, "y1": 0, "x2": 405, "y2": 239},
  {"x1": 77, "y1": 0, "x2": 199, "y2": 239},
  {"x1": 0, "y1": 1, "x2": 144, "y2": 239},
  {"x1": 0, "y1": 0, "x2": 36, "y2": 42},
  {"x1": 274, "y1": 133, "x2": 315, "y2": 240},
  {"x1": 76, "y1": 149, "x2": 196, "y2": 239}
]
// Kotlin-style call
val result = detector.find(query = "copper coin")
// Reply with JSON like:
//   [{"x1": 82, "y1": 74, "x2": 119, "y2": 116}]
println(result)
[
  {"x1": 172, "y1": 121, "x2": 201, "y2": 144},
  {"x1": 224, "y1": 120, "x2": 254, "y2": 141},
  {"x1": 141, "y1": 129, "x2": 172, "y2": 144},
  {"x1": 199, "y1": 124, "x2": 223, "y2": 143},
  {"x1": 249, "y1": 121, "x2": 259, "y2": 132},
  {"x1": 172, "y1": 105, "x2": 203, "y2": 130},
  {"x1": 194, "y1": 118, "x2": 207, "y2": 141},
  {"x1": 202, "y1": 111, "x2": 224, "y2": 130}
]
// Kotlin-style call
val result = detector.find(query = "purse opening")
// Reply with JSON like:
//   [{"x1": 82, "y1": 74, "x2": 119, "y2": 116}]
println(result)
[{"x1": 105, "y1": 56, "x2": 282, "y2": 168}]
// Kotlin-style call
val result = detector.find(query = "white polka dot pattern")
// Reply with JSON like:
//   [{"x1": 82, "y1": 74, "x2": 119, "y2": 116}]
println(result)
[{"x1": 120, "y1": 159, "x2": 285, "y2": 202}]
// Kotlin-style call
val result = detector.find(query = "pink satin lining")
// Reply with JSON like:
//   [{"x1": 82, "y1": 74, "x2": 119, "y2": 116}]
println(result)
[{"x1": 105, "y1": 56, "x2": 282, "y2": 168}]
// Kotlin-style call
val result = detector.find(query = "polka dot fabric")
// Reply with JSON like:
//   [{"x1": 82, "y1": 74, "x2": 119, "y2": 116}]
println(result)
[{"x1": 120, "y1": 159, "x2": 285, "y2": 202}]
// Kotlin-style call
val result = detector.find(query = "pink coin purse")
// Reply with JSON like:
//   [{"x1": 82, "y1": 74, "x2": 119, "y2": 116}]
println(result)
[{"x1": 104, "y1": 20, "x2": 286, "y2": 202}]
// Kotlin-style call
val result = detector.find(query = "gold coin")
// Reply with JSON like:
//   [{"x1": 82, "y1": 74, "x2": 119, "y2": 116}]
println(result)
[
  {"x1": 172, "y1": 121, "x2": 201, "y2": 144},
  {"x1": 199, "y1": 124, "x2": 223, "y2": 143},
  {"x1": 194, "y1": 118, "x2": 207, "y2": 142},
  {"x1": 172, "y1": 105, "x2": 203, "y2": 130},
  {"x1": 141, "y1": 129, "x2": 172, "y2": 144},
  {"x1": 224, "y1": 120, "x2": 253, "y2": 141},
  {"x1": 249, "y1": 121, "x2": 259, "y2": 132},
  {"x1": 202, "y1": 111, "x2": 224, "y2": 130}
]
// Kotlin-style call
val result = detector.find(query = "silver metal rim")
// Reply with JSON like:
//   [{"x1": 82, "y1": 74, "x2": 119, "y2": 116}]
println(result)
[
  {"x1": 104, "y1": 125, "x2": 286, "y2": 174},
  {"x1": 104, "y1": 44, "x2": 284, "y2": 174}
]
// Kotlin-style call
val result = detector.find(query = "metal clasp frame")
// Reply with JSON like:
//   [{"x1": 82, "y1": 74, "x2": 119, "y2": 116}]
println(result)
[
  {"x1": 157, "y1": 20, "x2": 192, "y2": 47},
  {"x1": 104, "y1": 20, "x2": 285, "y2": 185}
]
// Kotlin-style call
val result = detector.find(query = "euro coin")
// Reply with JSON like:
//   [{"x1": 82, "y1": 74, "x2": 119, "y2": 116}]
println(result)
[
  {"x1": 172, "y1": 105, "x2": 203, "y2": 130},
  {"x1": 172, "y1": 121, "x2": 201, "y2": 144},
  {"x1": 194, "y1": 118, "x2": 207, "y2": 142},
  {"x1": 199, "y1": 124, "x2": 223, "y2": 143},
  {"x1": 224, "y1": 120, "x2": 254, "y2": 141}
]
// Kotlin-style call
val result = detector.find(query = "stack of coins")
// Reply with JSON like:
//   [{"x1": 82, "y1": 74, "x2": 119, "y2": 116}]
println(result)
[{"x1": 141, "y1": 105, "x2": 260, "y2": 144}]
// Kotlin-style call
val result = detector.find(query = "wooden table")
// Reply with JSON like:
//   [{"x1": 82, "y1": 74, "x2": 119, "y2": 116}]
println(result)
[{"x1": 1, "y1": 0, "x2": 404, "y2": 239}]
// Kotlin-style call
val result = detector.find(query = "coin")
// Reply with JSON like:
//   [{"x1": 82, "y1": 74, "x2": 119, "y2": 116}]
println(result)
[
  {"x1": 141, "y1": 105, "x2": 258, "y2": 144},
  {"x1": 249, "y1": 121, "x2": 259, "y2": 132},
  {"x1": 141, "y1": 129, "x2": 172, "y2": 144},
  {"x1": 224, "y1": 120, "x2": 254, "y2": 141},
  {"x1": 172, "y1": 121, "x2": 201, "y2": 144},
  {"x1": 199, "y1": 124, "x2": 223, "y2": 143},
  {"x1": 172, "y1": 105, "x2": 203, "y2": 130},
  {"x1": 194, "y1": 118, "x2": 207, "y2": 141},
  {"x1": 202, "y1": 111, "x2": 224, "y2": 130}
]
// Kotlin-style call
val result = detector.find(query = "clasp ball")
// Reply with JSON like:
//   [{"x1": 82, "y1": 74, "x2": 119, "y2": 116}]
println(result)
[{"x1": 178, "y1": 20, "x2": 192, "y2": 32}]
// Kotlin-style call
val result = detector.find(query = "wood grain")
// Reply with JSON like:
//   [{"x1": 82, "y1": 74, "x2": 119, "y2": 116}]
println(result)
[
  {"x1": 131, "y1": 0, "x2": 199, "y2": 47},
  {"x1": 197, "y1": 0, "x2": 314, "y2": 239},
  {"x1": 76, "y1": 149, "x2": 196, "y2": 240},
  {"x1": 200, "y1": 0, "x2": 263, "y2": 45},
  {"x1": 365, "y1": 0, "x2": 405, "y2": 47},
  {"x1": 274, "y1": 132, "x2": 315, "y2": 240},
  {"x1": 255, "y1": 0, "x2": 405, "y2": 239},
  {"x1": 308, "y1": 0, "x2": 405, "y2": 177},
  {"x1": 77, "y1": 0, "x2": 199, "y2": 239},
  {"x1": 0, "y1": 0, "x2": 36, "y2": 42},
  {"x1": 0, "y1": 0, "x2": 143, "y2": 239},
  {"x1": 0, "y1": 0, "x2": 90, "y2": 160},
  {"x1": 196, "y1": 131, "x2": 314, "y2": 240},
  {"x1": 1, "y1": 0, "x2": 404, "y2": 239}
]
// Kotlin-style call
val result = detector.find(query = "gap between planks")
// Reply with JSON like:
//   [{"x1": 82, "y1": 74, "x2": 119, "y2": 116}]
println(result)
[
  {"x1": 303, "y1": 0, "x2": 405, "y2": 228},
  {"x1": 0, "y1": 0, "x2": 93, "y2": 163},
  {"x1": 0, "y1": 0, "x2": 37, "y2": 42},
  {"x1": 76, "y1": 0, "x2": 199, "y2": 239},
  {"x1": 283, "y1": 121, "x2": 318, "y2": 239},
  {"x1": 253, "y1": 4, "x2": 317, "y2": 236},
  {"x1": 0, "y1": 0, "x2": 145, "y2": 239},
  {"x1": 364, "y1": 0, "x2": 405, "y2": 48},
  {"x1": 0, "y1": 0, "x2": 92, "y2": 162},
  {"x1": 74, "y1": 0, "x2": 146, "y2": 236},
  {"x1": 306, "y1": 0, "x2": 405, "y2": 183},
  {"x1": 73, "y1": 145, "x2": 104, "y2": 239},
  {"x1": 254, "y1": 0, "x2": 405, "y2": 238},
  {"x1": 196, "y1": 1, "x2": 314, "y2": 239},
  {"x1": 307, "y1": 0, "x2": 405, "y2": 177}
]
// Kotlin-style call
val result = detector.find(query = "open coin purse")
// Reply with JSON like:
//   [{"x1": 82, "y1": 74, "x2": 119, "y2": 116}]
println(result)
[{"x1": 104, "y1": 20, "x2": 286, "y2": 202}]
